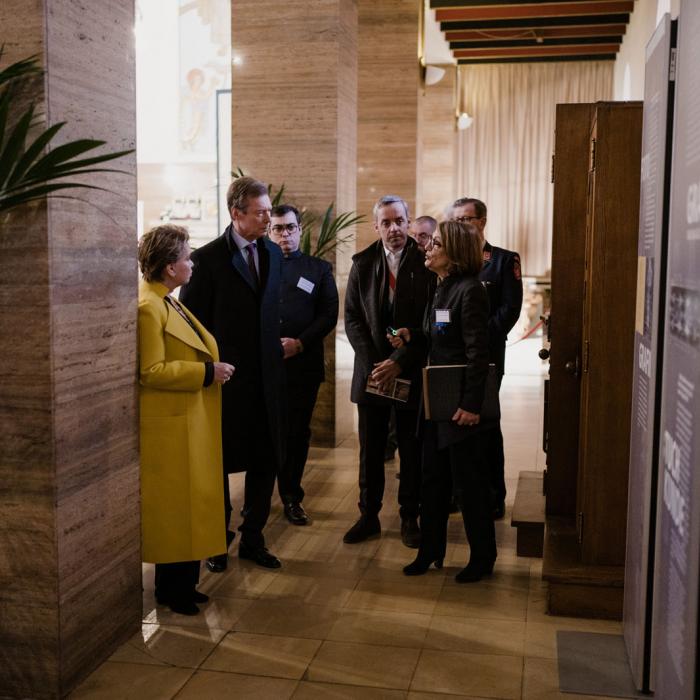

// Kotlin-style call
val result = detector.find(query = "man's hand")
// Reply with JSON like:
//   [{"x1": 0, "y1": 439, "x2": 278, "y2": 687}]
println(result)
[
  {"x1": 387, "y1": 327, "x2": 411, "y2": 349},
  {"x1": 281, "y1": 337, "x2": 302, "y2": 359},
  {"x1": 452, "y1": 408, "x2": 480, "y2": 426},
  {"x1": 371, "y1": 359, "x2": 401, "y2": 391}
]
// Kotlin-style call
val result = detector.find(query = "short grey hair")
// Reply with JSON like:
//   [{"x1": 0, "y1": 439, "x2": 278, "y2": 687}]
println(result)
[{"x1": 373, "y1": 195, "x2": 410, "y2": 221}]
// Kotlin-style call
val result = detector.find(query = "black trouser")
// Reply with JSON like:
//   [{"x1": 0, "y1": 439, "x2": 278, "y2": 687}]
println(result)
[
  {"x1": 484, "y1": 372, "x2": 505, "y2": 504},
  {"x1": 277, "y1": 378, "x2": 321, "y2": 505},
  {"x1": 418, "y1": 422, "x2": 496, "y2": 564},
  {"x1": 223, "y1": 416, "x2": 277, "y2": 550},
  {"x1": 357, "y1": 403, "x2": 420, "y2": 519},
  {"x1": 154, "y1": 560, "x2": 200, "y2": 602}
]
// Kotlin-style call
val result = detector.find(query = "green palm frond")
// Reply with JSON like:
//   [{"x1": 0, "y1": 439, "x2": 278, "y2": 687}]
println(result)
[{"x1": 0, "y1": 45, "x2": 134, "y2": 215}]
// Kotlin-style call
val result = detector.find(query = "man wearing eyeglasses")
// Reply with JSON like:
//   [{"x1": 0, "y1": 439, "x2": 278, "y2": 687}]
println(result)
[
  {"x1": 180, "y1": 177, "x2": 286, "y2": 571},
  {"x1": 344, "y1": 195, "x2": 434, "y2": 547},
  {"x1": 268, "y1": 205, "x2": 339, "y2": 526},
  {"x1": 451, "y1": 197, "x2": 523, "y2": 519}
]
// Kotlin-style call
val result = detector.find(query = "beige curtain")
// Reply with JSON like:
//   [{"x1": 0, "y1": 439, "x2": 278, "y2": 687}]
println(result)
[{"x1": 457, "y1": 61, "x2": 613, "y2": 276}]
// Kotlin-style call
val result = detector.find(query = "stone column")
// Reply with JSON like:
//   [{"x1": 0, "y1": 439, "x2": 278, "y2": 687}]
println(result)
[
  {"x1": 0, "y1": 2, "x2": 140, "y2": 697},
  {"x1": 357, "y1": 0, "x2": 420, "y2": 248},
  {"x1": 232, "y1": 0, "x2": 358, "y2": 446},
  {"x1": 416, "y1": 66, "x2": 458, "y2": 219}
]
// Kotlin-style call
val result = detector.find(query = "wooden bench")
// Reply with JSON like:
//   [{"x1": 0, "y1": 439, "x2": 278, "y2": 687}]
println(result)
[{"x1": 511, "y1": 470, "x2": 545, "y2": 557}]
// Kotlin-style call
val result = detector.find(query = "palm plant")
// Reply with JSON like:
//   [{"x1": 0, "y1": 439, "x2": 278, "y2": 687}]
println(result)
[
  {"x1": 232, "y1": 167, "x2": 363, "y2": 260},
  {"x1": 0, "y1": 47, "x2": 133, "y2": 214}
]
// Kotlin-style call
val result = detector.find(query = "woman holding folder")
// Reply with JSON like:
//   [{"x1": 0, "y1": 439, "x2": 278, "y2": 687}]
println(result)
[{"x1": 390, "y1": 220, "x2": 495, "y2": 582}]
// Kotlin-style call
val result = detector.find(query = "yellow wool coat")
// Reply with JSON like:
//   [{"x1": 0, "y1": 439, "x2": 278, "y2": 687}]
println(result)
[{"x1": 138, "y1": 280, "x2": 226, "y2": 563}]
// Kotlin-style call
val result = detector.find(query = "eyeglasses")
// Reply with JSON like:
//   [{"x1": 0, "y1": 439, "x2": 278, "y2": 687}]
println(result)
[
  {"x1": 454, "y1": 215, "x2": 481, "y2": 223},
  {"x1": 270, "y1": 223, "x2": 299, "y2": 235}
]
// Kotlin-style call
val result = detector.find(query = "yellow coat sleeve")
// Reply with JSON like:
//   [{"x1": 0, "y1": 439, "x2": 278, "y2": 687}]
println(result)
[{"x1": 138, "y1": 298, "x2": 206, "y2": 391}]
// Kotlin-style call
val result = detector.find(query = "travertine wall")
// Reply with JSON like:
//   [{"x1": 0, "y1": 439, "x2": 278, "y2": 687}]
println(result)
[
  {"x1": 416, "y1": 66, "x2": 458, "y2": 220},
  {"x1": 357, "y1": 0, "x2": 420, "y2": 248},
  {"x1": 231, "y1": 0, "x2": 358, "y2": 446},
  {"x1": 0, "y1": 1, "x2": 140, "y2": 697}
]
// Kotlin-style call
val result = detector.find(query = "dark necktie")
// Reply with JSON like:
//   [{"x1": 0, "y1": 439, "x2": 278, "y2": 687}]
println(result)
[{"x1": 245, "y1": 242, "x2": 259, "y2": 287}]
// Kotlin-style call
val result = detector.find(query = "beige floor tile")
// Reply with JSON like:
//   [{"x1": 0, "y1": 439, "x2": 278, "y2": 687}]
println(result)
[
  {"x1": 524, "y1": 619, "x2": 623, "y2": 659},
  {"x1": 344, "y1": 579, "x2": 439, "y2": 616},
  {"x1": 441, "y1": 563, "x2": 530, "y2": 591},
  {"x1": 293, "y1": 681, "x2": 407, "y2": 699},
  {"x1": 411, "y1": 649, "x2": 522, "y2": 699},
  {"x1": 307, "y1": 641, "x2": 421, "y2": 690},
  {"x1": 425, "y1": 616, "x2": 526, "y2": 656},
  {"x1": 201, "y1": 631, "x2": 321, "y2": 679},
  {"x1": 327, "y1": 610, "x2": 431, "y2": 648},
  {"x1": 108, "y1": 623, "x2": 224, "y2": 668},
  {"x1": 408, "y1": 693, "x2": 481, "y2": 700},
  {"x1": 199, "y1": 566, "x2": 279, "y2": 599},
  {"x1": 522, "y1": 657, "x2": 620, "y2": 700},
  {"x1": 234, "y1": 600, "x2": 340, "y2": 639},
  {"x1": 261, "y1": 571, "x2": 359, "y2": 608},
  {"x1": 143, "y1": 596, "x2": 253, "y2": 631},
  {"x1": 175, "y1": 670, "x2": 298, "y2": 699},
  {"x1": 434, "y1": 582, "x2": 529, "y2": 621},
  {"x1": 69, "y1": 661, "x2": 193, "y2": 699}
]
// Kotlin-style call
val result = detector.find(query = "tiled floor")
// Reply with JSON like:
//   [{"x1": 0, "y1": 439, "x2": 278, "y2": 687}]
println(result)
[{"x1": 71, "y1": 339, "x2": 622, "y2": 699}]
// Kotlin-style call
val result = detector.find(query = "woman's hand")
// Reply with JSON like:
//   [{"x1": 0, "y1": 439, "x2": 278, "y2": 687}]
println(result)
[
  {"x1": 213, "y1": 362, "x2": 235, "y2": 384},
  {"x1": 387, "y1": 327, "x2": 411, "y2": 349},
  {"x1": 452, "y1": 408, "x2": 480, "y2": 427}
]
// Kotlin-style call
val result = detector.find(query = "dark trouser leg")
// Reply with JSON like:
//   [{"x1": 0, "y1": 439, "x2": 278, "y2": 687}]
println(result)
[
  {"x1": 154, "y1": 560, "x2": 200, "y2": 601},
  {"x1": 238, "y1": 418, "x2": 277, "y2": 549},
  {"x1": 451, "y1": 434, "x2": 497, "y2": 564},
  {"x1": 223, "y1": 469, "x2": 232, "y2": 531},
  {"x1": 416, "y1": 422, "x2": 451, "y2": 561},
  {"x1": 357, "y1": 403, "x2": 391, "y2": 515},
  {"x1": 485, "y1": 422, "x2": 506, "y2": 504},
  {"x1": 277, "y1": 379, "x2": 320, "y2": 505},
  {"x1": 395, "y1": 408, "x2": 421, "y2": 519}
]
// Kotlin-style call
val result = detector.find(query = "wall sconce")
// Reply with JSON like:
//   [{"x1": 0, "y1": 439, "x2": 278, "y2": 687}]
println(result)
[
  {"x1": 457, "y1": 112, "x2": 473, "y2": 130},
  {"x1": 424, "y1": 65, "x2": 446, "y2": 86}
]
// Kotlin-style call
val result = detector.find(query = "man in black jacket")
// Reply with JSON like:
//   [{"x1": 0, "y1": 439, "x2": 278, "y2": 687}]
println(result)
[
  {"x1": 451, "y1": 197, "x2": 523, "y2": 518},
  {"x1": 269, "y1": 204, "x2": 339, "y2": 526},
  {"x1": 180, "y1": 177, "x2": 286, "y2": 571},
  {"x1": 344, "y1": 195, "x2": 433, "y2": 546}
]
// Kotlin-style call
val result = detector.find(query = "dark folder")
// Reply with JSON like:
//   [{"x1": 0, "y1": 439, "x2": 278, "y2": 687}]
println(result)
[{"x1": 422, "y1": 364, "x2": 500, "y2": 421}]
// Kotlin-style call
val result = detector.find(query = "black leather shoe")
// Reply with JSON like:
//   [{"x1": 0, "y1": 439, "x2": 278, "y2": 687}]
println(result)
[
  {"x1": 455, "y1": 560, "x2": 495, "y2": 583},
  {"x1": 192, "y1": 590, "x2": 209, "y2": 604},
  {"x1": 168, "y1": 599, "x2": 199, "y2": 616},
  {"x1": 343, "y1": 515, "x2": 381, "y2": 544},
  {"x1": 206, "y1": 553, "x2": 228, "y2": 573},
  {"x1": 238, "y1": 542, "x2": 281, "y2": 569},
  {"x1": 401, "y1": 517, "x2": 421, "y2": 548},
  {"x1": 403, "y1": 556, "x2": 443, "y2": 576},
  {"x1": 284, "y1": 502, "x2": 310, "y2": 526}
]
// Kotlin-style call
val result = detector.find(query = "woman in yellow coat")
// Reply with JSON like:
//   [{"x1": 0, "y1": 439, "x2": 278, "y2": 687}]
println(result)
[{"x1": 137, "y1": 225, "x2": 235, "y2": 615}]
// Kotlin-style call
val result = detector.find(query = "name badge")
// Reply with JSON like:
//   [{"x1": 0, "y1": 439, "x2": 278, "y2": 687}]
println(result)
[
  {"x1": 435, "y1": 309, "x2": 451, "y2": 323},
  {"x1": 297, "y1": 276, "x2": 315, "y2": 294}
]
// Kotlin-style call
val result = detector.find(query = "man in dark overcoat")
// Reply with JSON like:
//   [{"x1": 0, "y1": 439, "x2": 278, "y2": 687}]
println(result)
[
  {"x1": 180, "y1": 177, "x2": 286, "y2": 570},
  {"x1": 268, "y1": 204, "x2": 339, "y2": 525},
  {"x1": 344, "y1": 194, "x2": 433, "y2": 546},
  {"x1": 451, "y1": 197, "x2": 523, "y2": 518}
]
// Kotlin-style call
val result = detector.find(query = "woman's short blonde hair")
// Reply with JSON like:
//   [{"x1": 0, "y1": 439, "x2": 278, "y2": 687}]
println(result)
[
  {"x1": 439, "y1": 220, "x2": 483, "y2": 277},
  {"x1": 138, "y1": 225, "x2": 189, "y2": 282}
]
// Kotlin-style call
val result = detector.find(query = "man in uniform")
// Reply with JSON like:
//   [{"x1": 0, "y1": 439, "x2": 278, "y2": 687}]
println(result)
[
  {"x1": 180, "y1": 176, "x2": 286, "y2": 570},
  {"x1": 344, "y1": 195, "x2": 433, "y2": 546},
  {"x1": 409, "y1": 215, "x2": 437, "y2": 253},
  {"x1": 268, "y1": 204, "x2": 339, "y2": 526},
  {"x1": 451, "y1": 197, "x2": 523, "y2": 518}
]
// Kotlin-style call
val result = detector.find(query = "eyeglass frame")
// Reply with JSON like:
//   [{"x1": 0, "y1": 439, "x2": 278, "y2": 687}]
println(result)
[{"x1": 270, "y1": 223, "x2": 300, "y2": 235}]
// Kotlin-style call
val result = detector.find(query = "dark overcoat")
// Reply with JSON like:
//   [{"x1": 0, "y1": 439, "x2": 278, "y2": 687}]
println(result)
[
  {"x1": 425, "y1": 273, "x2": 491, "y2": 448},
  {"x1": 180, "y1": 225, "x2": 286, "y2": 473},
  {"x1": 345, "y1": 237, "x2": 434, "y2": 408}
]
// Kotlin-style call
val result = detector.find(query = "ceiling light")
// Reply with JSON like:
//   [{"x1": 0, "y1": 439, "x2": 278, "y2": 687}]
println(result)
[{"x1": 457, "y1": 112, "x2": 473, "y2": 130}]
